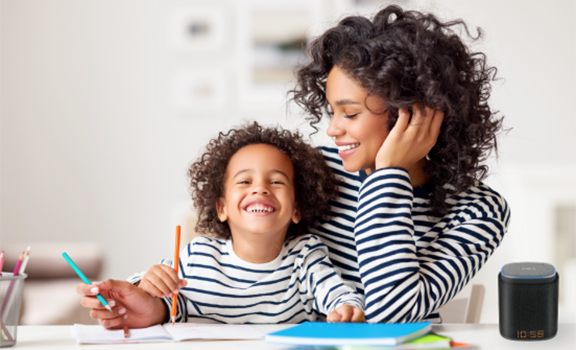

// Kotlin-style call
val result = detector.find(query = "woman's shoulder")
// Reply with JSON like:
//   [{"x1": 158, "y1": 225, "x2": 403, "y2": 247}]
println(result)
[
  {"x1": 316, "y1": 145, "x2": 363, "y2": 186},
  {"x1": 316, "y1": 146, "x2": 343, "y2": 168}
]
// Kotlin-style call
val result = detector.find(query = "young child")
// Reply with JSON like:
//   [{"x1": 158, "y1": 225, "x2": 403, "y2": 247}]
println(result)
[{"x1": 128, "y1": 122, "x2": 364, "y2": 324}]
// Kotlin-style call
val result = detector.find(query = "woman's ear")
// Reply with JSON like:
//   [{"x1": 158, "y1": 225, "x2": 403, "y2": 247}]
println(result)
[
  {"x1": 216, "y1": 198, "x2": 228, "y2": 222},
  {"x1": 292, "y1": 206, "x2": 302, "y2": 224}
]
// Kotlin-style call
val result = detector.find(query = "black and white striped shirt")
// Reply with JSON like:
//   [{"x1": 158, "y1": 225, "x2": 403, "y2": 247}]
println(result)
[
  {"x1": 310, "y1": 147, "x2": 510, "y2": 323},
  {"x1": 129, "y1": 234, "x2": 363, "y2": 324}
]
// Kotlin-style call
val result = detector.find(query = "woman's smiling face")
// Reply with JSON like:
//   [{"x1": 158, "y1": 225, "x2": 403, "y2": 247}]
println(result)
[{"x1": 325, "y1": 65, "x2": 390, "y2": 174}]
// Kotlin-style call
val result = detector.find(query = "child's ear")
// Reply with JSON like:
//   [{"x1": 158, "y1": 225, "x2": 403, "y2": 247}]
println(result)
[
  {"x1": 216, "y1": 198, "x2": 228, "y2": 222},
  {"x1": 292, "y1": 206, "x2": 302, "y2": 224}
]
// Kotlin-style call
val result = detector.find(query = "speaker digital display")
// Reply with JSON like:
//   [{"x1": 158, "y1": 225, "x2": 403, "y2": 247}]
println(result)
[{"x1": 498, "y1": 262, "x2": 558, "y2": 340}]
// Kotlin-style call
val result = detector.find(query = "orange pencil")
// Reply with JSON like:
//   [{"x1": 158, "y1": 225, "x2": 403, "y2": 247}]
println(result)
[{"x1": 171, "y1": 226, "x2": 181, "y2": 326}]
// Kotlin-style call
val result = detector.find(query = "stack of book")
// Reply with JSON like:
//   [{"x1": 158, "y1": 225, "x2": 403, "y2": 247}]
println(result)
[{"x1": 265, "y1": 322, "x2": 478, "y2": 349}]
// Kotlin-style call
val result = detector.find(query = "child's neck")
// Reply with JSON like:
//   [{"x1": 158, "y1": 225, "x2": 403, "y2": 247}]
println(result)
[{"x1": 230, "y1": 233, "x2": 286, "y2": 264}]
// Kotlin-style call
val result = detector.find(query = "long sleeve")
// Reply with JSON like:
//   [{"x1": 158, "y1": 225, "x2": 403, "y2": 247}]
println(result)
[
  {"x1": 299, "y1": 237, "x2": 364, "y2": 314},
  {"x1": 356, "y1": 168, "x2": 510, "y2": 323}
]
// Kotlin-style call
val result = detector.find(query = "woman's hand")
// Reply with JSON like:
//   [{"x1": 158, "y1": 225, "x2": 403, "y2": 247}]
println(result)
[
  {"x1": 376, "y1": 105, "x2": 444, "y2": 171},
  {"x1": 327, "y1": 305, "x2": 365, "y2": 323},
  {"x1": 77, "y1": 279, "x2": 167, "y2": 329},
  {"x1": 139, "y1": 264, "x2": 187, "y2": 298}
]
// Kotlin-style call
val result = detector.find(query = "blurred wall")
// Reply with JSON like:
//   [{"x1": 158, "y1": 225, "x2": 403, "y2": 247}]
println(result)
[{"x1": 2, "y1": 0, "x2": 575, "y2": 323}]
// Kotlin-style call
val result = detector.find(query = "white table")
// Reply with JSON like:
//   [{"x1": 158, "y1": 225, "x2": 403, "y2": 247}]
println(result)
[{"x1": 9, "y1": 324, "x2": 576, "y2": 349}]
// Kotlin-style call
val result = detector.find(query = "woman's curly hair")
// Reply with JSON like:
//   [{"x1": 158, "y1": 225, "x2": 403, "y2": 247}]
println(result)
[
  {"x1": 290, "y1": 5, "x2": 505, "y2": 216},
  {"x1": 188, "y1": 122, "x2": 340, "y2": 241}
]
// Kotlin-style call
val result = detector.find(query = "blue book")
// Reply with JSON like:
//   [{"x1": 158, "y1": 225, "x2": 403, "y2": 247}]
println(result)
[{"x1": 265, "y1": 322, "x2": 432, "y2": 346}]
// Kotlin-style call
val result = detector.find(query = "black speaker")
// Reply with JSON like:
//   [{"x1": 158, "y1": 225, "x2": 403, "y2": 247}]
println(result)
[{"x1": 498, "y1": 262, "x2": 558, "y2": 340}]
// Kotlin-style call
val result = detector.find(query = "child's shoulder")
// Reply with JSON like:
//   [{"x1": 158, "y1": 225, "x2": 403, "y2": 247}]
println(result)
[
  {"x1": 188, "y1": 235, "x2": 227, "y2": 251},
  {"x1": 285, "y1": 233, "x2": 328, "y2": 255}
]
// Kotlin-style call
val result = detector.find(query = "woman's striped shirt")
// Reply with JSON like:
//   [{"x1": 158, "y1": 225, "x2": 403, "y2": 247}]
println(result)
[
  {"x1": 129, "y1": 233, "x2": 363, "y2": 324},
  {"x1": 310, "y1": 147, "x2": 511, "y2": 323}
]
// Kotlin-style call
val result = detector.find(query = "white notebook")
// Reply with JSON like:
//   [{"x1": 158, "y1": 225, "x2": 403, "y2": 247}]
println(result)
[{"x1": 72, "y1": 323, "x2": 265, "y2": 344}]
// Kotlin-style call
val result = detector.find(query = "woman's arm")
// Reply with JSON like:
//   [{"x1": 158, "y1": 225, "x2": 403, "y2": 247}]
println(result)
[
  {"x1": 356, "y1": 168, "x2": 510, "y2": 323},
  {"x1": 77, "y1": 279, "x2": 168, "y2": 329}
]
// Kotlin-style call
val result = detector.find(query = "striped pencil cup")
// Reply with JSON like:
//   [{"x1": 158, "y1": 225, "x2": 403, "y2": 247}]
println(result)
[{"x1": 0, "y1": 273, "x2": 27, "y2": 347}]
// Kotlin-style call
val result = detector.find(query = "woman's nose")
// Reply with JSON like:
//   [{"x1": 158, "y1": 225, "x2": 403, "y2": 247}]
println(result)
[{"x1": 326, "y1": 115, "x2": 344, "y2": 138}]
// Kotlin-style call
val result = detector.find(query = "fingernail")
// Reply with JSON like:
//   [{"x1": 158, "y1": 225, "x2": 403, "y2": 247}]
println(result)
[
  {"x1": 173, "y1": 289, "x2": 179, "y2": 294},
  {"x1": 92, "y1": 281, "x2": 103, "y2": 285},
  {"x1": 118, "y1": 308, "x2": 126, "y2": 315},
  {"x1": 90, "y1": 287, "x2": 99, "y2": 294},
  {"x1": 123, "y1": 314, "x2": 128, "y2": 319},
  {"x1": 108, "y1": 300, "x2": 116, "y2": 307}
]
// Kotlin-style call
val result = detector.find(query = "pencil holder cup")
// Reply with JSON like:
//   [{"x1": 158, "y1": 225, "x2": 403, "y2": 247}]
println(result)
[{"x1": 0, "y1": 273, "x2": 27, "y2": 348}]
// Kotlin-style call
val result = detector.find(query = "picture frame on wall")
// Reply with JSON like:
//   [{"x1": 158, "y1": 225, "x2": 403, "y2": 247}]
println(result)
[
  {"x1": 172, "y1": 71, "x2": 227, "y2": 115},
  {"x1": 170, "y1": 8, "x2": 227, "y2": 52},
  {"x1": 235, "y1": 0, "x2": 322, "y2": 112}
]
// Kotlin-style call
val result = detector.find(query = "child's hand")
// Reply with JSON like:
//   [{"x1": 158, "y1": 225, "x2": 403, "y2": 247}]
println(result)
[
  {"x1": 77, "y1": 279, "x2": 167, "y2": 329},
  {"x1": 327, "y1": 305, "x2": 365, "y2": 323},
  {"x1": 139, "y1": 264, "x2": 188, "y2": 298}
]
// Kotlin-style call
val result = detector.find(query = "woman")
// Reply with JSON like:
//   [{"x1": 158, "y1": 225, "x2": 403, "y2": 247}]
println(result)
[
  {"x1": 77, "y1": 5, "x2": 509, "y2": 325},
  {"x1": 290, "y1": 5, "x2": 510, "y2": 323}
]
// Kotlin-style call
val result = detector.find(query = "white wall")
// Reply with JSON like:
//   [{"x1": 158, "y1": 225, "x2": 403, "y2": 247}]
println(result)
[
  {"x1": 434, "y1": 0, "x2": 576, "y2": 324},
  {"x1": 2, "y1": 0, "x2": 575, "y2": 323}
]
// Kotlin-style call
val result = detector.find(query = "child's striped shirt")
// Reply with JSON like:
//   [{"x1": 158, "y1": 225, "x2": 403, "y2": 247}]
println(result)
[{"x1": 129, "y1": 233, "x2": 363, "y2": 324}]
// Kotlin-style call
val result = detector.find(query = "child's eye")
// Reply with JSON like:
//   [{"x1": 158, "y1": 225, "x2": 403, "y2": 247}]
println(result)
[
  {"x1": 271, "y1": 181, "x2": 284, "y2": 185},
  {"x1": 237, "y1": 180, "x2": 250, "y2": 185},
  {"x1": 344, "y1": 113, "x2": 358, "y2": 119}
]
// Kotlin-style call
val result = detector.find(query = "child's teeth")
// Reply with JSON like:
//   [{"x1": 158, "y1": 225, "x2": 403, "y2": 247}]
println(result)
[{"x1": 248, "y1": 206, "x2": 273, "y2": 212}]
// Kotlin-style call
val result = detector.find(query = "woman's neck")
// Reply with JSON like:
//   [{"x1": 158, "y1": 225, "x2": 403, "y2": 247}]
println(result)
[{"x1": 407, "y1": 158, "x2": 430, "y2": 188}]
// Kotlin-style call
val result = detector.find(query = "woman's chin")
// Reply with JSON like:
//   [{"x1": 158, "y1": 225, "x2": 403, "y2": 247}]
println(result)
[{"x1": 342, "y1": 162, "x2": 362, "y2": 173}]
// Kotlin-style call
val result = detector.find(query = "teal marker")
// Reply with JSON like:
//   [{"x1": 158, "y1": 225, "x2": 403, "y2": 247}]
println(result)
[{"x1": 62, "y1": 252, "x2": 113, "y2": 312}]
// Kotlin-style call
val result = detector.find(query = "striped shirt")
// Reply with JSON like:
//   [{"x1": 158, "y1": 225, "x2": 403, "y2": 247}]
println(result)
[
  {"x1": 310, "y1": 147, "x2": 511, "y2": 323},
  {"x1": 129, "y1": 234, "x2": 363, "y2": 324}
]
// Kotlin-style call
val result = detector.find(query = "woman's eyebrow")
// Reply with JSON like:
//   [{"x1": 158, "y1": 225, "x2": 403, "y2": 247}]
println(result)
[{"x1": 334, "y1": 99, "x2": 360, "y2": 106}]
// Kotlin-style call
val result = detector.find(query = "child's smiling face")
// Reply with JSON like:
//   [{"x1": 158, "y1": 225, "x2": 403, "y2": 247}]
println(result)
[{"x1": 216, "y1": 143, "x2": 301, "y2": 241}]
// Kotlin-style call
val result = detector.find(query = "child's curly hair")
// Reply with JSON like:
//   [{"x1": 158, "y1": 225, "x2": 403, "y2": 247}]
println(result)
[
  {"x1": 188, "y1": 122, "x2": 340, "y2": 241},
  {"x1": 290, "y1": 5, "x2": 505, "y2": 216}
]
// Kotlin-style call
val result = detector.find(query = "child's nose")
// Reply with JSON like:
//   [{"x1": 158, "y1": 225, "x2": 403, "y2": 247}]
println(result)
[{"x1": 251, "y1": 184, "x2": 269, "y2": 195}]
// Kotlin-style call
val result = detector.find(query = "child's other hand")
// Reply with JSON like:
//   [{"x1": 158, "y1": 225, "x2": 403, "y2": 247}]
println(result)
[
  {"x1": 139, "y1": 264, "x2": 187, "y2": 298},
  {"x1": 327, "y1": 305, "x2": 365, "y2": 323}
]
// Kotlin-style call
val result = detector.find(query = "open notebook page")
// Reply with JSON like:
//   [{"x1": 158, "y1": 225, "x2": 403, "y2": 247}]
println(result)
[
  {"x1": 73, "y1": 323, "x2": 264, "y2": 344},
  {"x1": 73, "y1": 324, "x2": 171, "y2": 343}
]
